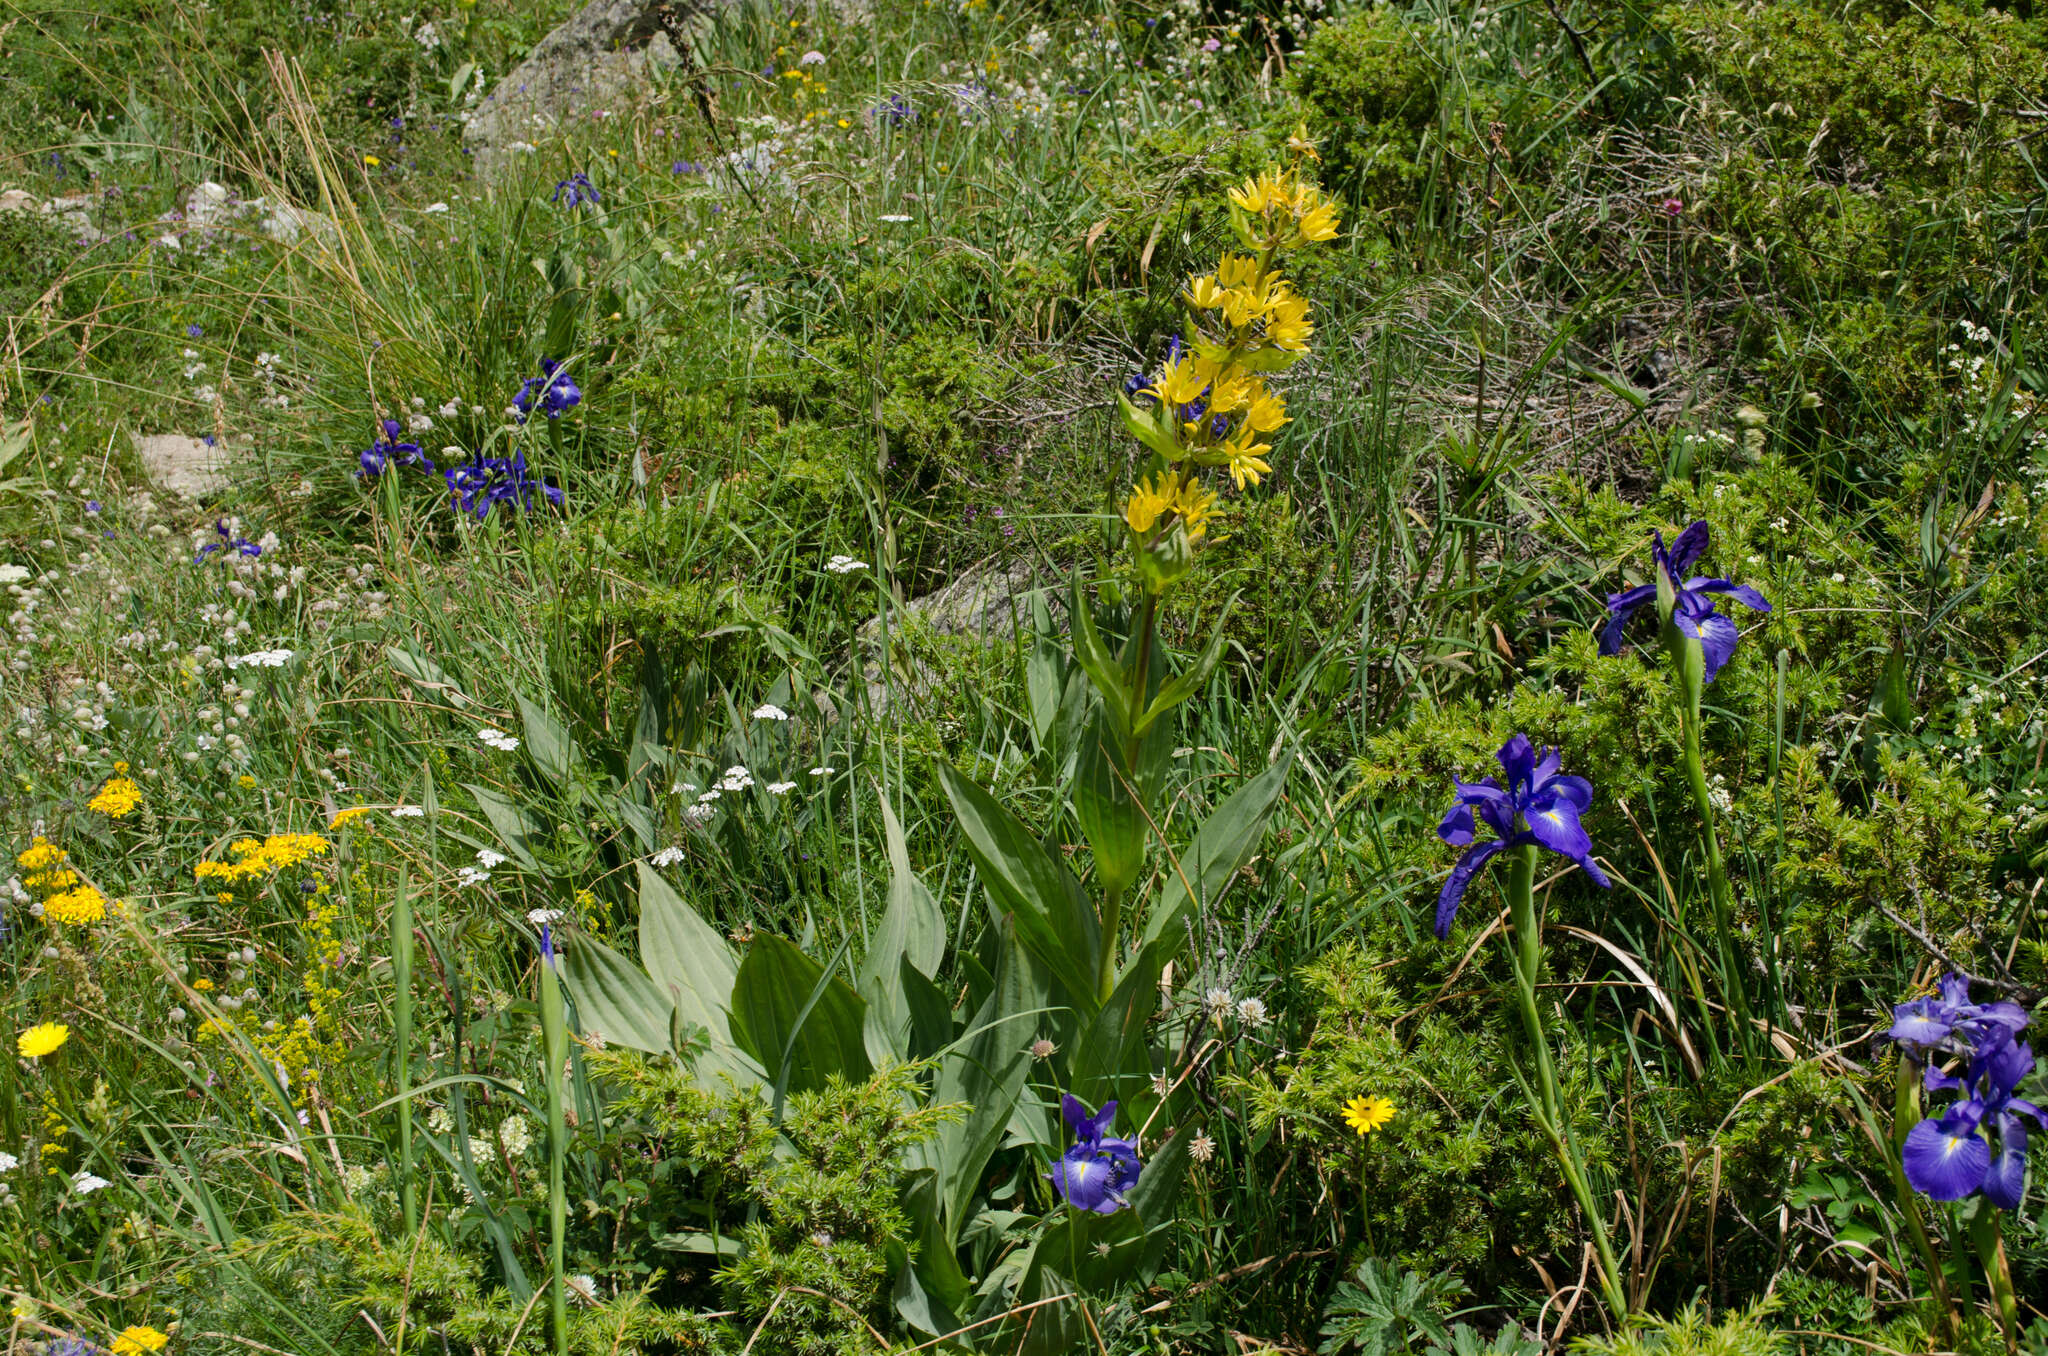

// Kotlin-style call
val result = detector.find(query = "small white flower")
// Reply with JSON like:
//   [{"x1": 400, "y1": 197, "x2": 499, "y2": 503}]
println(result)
[
  {"x1": 1235, "y1": 997, "x2": 1269, "y2": 1028},
  {"x1": 1203, "y1": 986, "x2": 1233, "y2": 1016},
  {"x1": 71, "y1": 1171, "x2": 112, "y2": 1194},
  {"x1": 717, "y1": 765, "x2": 755, "y2": 792},
  {"x1": 799, "y1": 49, "x2": 826, "y2": 64},
  {"x1": 567, "y1": 1274, "x2": 599, "y2": 1305},
  {"x1": 698, "y1": 789, "x2": 722, "y2": 803},
  {"x1": 527, "y1": 907, "x2": 565, "y2": 927},
  {"x1": 766, "y1": 780, "x2": 797, "y2": 795},
  {"x1": 752, "y1": 703, "x2": 790, "y2": 721},
  {"x1": 808, "y1": 765, "x2": 835, "y2": 777},
  {"x1": 1189, "y1": 1131, "x2": 1216, "y2": 1163},
  {"x1": 456, "y1": 865, "x2": 491, "y2": 888},
  {"x1": 424, "y1": 203, "x2": 451, "y2": 215},
  {"x1": 408, "y1": 414, "x2": 434, "y2": 433},
  {"x1": 825, "y1": 554, "x2": 869, "y2": 574},
  {"x1": 0, "y1": 564, "x2": 30, "y2": 585},
  {"x1": 390, "y1": 805, "x2": 425, "y2": 818},
  {"x1": 476, "y1": 848, "x2": 507, "y2": 868},
  {"x1": 478, "y1": 727, "x2": 520, "y2": 751},
  {"x1": 227, "y1": 648, "x2": 294, "y2": 669},
  {"x1": 1831, "y1": 572, "x2": 1847, "y2": 583},
  {"x1": 0, "y1": 1151, "x2": 17, "y2": 1173},
  {"x1": 650, "y1": 846, "x2": 686, "y2": 867},
  {"x1": 878, "y1": 214, "x2": 912, "y2": 223},
  {"x1": 684, "y1": 803, "x2": 715, "y2": 825}
]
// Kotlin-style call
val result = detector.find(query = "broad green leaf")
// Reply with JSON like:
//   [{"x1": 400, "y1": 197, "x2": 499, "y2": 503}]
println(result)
[
  {"x1": 937, "y1": 762, "x2": 1102, "y2": 1004},
  {"x1": 386, "y1": 644, "x2": 471, "y2": 707},
  {"x1": 1116, "y1": 389, "x2": 1182, "y2": 461},
  {"x1": 929, "y1": 926, "x2": 1044, "y2": 1242},
  {"x1": 636, "y1": 862, "x2": 739, "y2": 1051},
  {"x1": 1142, "y1": 754, "x2": 1292, "y2": 950},
  {"x1": 728, "y1": 933, "x2": 872, "y2": 1096},
  {"x1": 1069, "y1": 937, "x2": 1168, "y2": 1115},
  {"x1": 900, "y1": 956, "x2": 956, "y2": 1061},
  {"x1": 1067, "y1": 574, "x2": 1129, "y2": 741},
  {"x1": 559, "y1": 934, "x2": 674, "y2": 1054},
  {"x1": 516, "y1": 693, "x2": 574, "y2": 791},
  {"x1": 860, "y1": 797, "x2": 949, "y2": 1061},
  {"x1": 1074, "y1": 714, "x2": 1146, "y2": 898},
  {"x1": 464, "y1": 783, "x2": 541, "y2": 871},
  {"x1": 1876, "y1": 640, "x2": 1914, "y2": 732}
]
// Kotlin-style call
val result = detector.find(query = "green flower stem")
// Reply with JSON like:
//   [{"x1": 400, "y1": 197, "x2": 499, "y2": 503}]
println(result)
[
  {"x1": 1505, "y1": 845, "x2": 1630, "y2": 1318},
  {"x1": 391, "y1": 869, "x2": 417, "y2": 1236},
  {"x1": 1674, "y1": 661, "x2": 1753, "y2": 1041},
  {"x1": 1966, "y1": 1200, "x2": 2018, "y2": 1354},
  {"x1": 1101, "y1": 590, "x2": 1161, "y2": 1004},
  {"x1": 539, "y1": 947, "x2": 570, "y2": 1356},
  {"x1": 1889, "y1": 1056, "x2": 1958, "y2": 1344}
]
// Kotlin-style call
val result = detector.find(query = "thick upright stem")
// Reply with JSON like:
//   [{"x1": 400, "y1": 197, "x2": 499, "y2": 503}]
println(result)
[
  {"x1": 391, "y1": 870, "x2": 417, "y2": 1236},
  {"x1": 1101, "y1": 592, "x2": 1161, "y2": 1004},
  {"x1": 1967, "y1": 1201, "x2": 2018, "y2": 1354},
  {"x1": 1891, "y1": 1056, "x2": 1958, "y2": 1344},
  {"x1": 539, "y1": 949, "x2": 570, "y2": 1355},
  {"x1": 1505, "y1": 846, "x2": 1629, "y2": 1318},
  {"x1": 1679, "y1": 692, "x2": 1751, "y2": 1039}
]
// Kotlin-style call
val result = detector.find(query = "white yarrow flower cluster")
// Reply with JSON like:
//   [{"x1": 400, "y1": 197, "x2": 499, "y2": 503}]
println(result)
[
  {"x1": 456, "y1": 865, "x2": 491, "y2": 888},
  {"x1": 478, "y1": 727, "x2": 520, "y2": 752},
  {"x1": 227, "y1": 648, "x2": 294, "y2": 669},
  {"x1": 650, "y1": 846, "x2": 686, "y2": 867},
  {"x1": 527, "y1": 908, "x2": 564, "y2": 927},
  {"x1": 71, "y1": 1171, "x2": 112, "y2": 1194},
  {"x1": 390, "y1": 805, "x2": 425, "y2": 818},
  {"x1": 766, "y1": 780, "x2": 797, "y2": 796},
  {"x1": 752, "y1": 703, "x2": 789, "y2": 721},
  {"x1": 825, "y1": 554, "x2": 869, "y2": 573},
  {"x1": 476, "y1": 848, "x2": 507, "y2": 868},
  {"x1": 716, "y1": 765, "x2": 755, "y2": 792}
]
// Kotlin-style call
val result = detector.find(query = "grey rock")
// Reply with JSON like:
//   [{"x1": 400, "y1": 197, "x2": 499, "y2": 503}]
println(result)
[
  {"x1": 132, "y1": 433, "x2": 227, "y2": 500},
  {"x1": 856, "y1": 558, "x2": 1047, "y2": 708},
  {"x1": 465, "y1": 0, "x2": 729, "y2": 178}
]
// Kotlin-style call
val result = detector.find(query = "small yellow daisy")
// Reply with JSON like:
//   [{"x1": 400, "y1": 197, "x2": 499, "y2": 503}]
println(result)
[{"x1": 1340, "y1": 1094, "x2": 1395, "y2": 1137}]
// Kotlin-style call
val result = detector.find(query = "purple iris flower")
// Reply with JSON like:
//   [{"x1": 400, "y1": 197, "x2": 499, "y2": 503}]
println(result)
[
  {"x1": 1598, "y1": 521, "x2": 1771, "y2": 684},
  {"x1": 1889, "y1": 973, "x2": 2039, "y2": 1206},
  {"x1": 513, "y1": 359, "x2": 582, "y2": 423},
  {"x1": 550, "y1": 172, "x2": 600, "y2": 209},
  {"x1": 1434, "y1": 734, "x2": 1611, "y2": 938},
  {"x1": 1046, "y1": 1095, "x2": 1142, "y2": 1214},
  {"x1": 358, "y1": 419, "x2": 435, "y2": 478},
  {"x1": 442, "y1": 450, "x2": 564, "y2": 518},
  {"x1": 1887, "y1": 972, "x2": 2029, "y2": 1055},
  {"x1": 193, "y1": 518, "x2": 262, "y2": 562}
]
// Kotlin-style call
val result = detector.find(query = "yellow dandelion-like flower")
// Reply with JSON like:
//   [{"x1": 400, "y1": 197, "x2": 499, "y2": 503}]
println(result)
[
  {"x1": 329, "y1": 807, "x2": 373, "y2": 830},
  {"x1": 18, "y1": 1022, "x2": 69, "y2": 1058},
  {"x1": 363, "y1": 155, "x2": 380, "y2": 167},
  {"x1": 43, "y1": 885, "x2": 108, "y2": 926},
  {"x1": 1341, "y1": 1095, "x2": 1395, "y2": 1136},
  {"x1": 111, "y1": 1326, "x2": 171, "y2": 1355},
  {"x1": 89, "y1": 777, "x2": 142, "y2": 819}
]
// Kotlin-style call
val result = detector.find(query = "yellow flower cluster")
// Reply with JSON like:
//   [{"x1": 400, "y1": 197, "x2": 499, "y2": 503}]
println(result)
[
  {"x1": 111, "y1": 1325, "x2": 171, "y2": 1355},
  {"x1": 1114, "y1": 128, "x2": 1337, "y2": 592},
  {"x1": 328, "y1": 806, "x2": 374, "y2": 830},
  {"x1": 194, "y1": 833, "x2": 330, "y2": 887},
  {"x1": 18, "y1": 837, "x2": 77, "y2": 893},
  {"x1": 88, "y1": 776, "x2": 142, "y2": 819},
  {"x1": 42, "y1": 884, "x2": 108, "y2": 926}
]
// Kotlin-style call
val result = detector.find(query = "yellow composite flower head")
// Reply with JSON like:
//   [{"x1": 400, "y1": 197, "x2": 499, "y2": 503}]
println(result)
[
  {"x1": 18, "y1": 1022, "x2": 69, "y2": 1058},
  {"x1": 329, "y1": 806, "x2": 373, "y2": 830},
  {"x1": 111, "y1": 1327, "x2": 171, "y2": 1355},
  {"x1": 89, "y1": 776, "x2": 142, "y2": 819},
  {"x1": 1341, "y1": 1094, "x2": 1395, "y2": 1137},
  {"x1": 42, "y1": 885, "x2": 107, "y2": 927}
]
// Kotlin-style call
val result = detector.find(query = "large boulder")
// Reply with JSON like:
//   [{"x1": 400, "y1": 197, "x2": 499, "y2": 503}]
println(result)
[{"x1": 463, "y1": 0, "x2": 724, "y2": 179}]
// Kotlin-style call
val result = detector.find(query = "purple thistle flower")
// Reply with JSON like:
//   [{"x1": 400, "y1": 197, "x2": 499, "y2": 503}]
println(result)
[
  {"x1": 1434, "y1": 734, "x2": 1611, "y2": 937},
  {"x1": 1599, "y1": 521, "x2": 1771, "y2": 684},
  {"x1": 1046, "y1": 1094, "x2": 1142, "y2": 1214}
]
